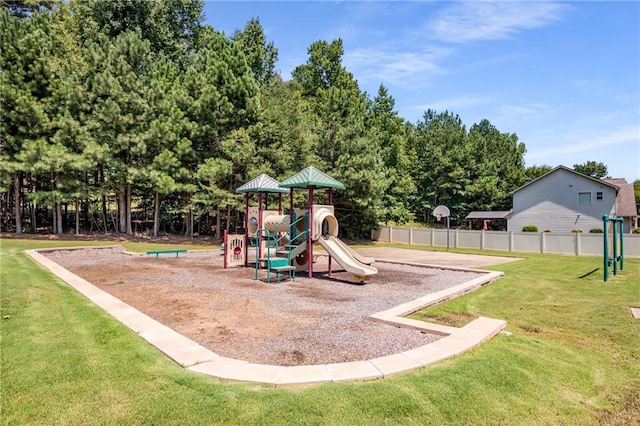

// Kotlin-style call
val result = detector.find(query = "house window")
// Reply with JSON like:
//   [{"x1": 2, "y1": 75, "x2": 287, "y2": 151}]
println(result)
[
  {"x1": 578, "y1": 192, "x2": 591, "y2": 204},
  {"x1": 596, "y1": 191, "x2": 603, "y2": 201}
]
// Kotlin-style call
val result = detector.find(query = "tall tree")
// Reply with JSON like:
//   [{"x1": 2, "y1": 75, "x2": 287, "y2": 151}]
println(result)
[
  {"x1": 524, "y1": 164, "x2": 553, "y2": 181},
  {"x1": 574, "y1": 161, "x2": 609, "y2": 179},
  {"x1": 1, "y1": 0, "x2": 58, "y2": 18},
  {"x1": 70, "y1": 0, "x2": 204, "y2": 61},
  {"x1": 292, "y1": 39, "x2": 388, "y2": 237},
  {"x1": 368, "y1": 84, "x2": 415, "y2": 224},
  {"x1": 183, "y1": 30, "x2": 260, "y2": 235},
  {"x1": 466, "y1": 119, "x2": 525, "y2": 211},
  {"x1": 144, "y1": 55, "x2": 193, "y2": 237},
  {"x1": 251, "y1": 78, "x2": 315, "y2": 179},
  {"x1": 411, "y1": 110, "x2": 470, "y2": 223},
  {"x1": 231, "y1": 17, "x2": 278, "y2": 85},
  {"x1": 82, "y1": 31, "x2": 153, "y2": 234},
  {"x1": 292, "y1": 39, "x2": 362, "y2": 168},
  {"x1": 0, "y1": 8, "x2": 60, "y2": 232},
  {"x1": 292, "y1": 39, "x2": 355, "y2": 98}
]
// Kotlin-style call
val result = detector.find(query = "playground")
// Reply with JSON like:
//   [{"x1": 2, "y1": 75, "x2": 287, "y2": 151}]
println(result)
[
  {"x1": 31, "y1": 168, "x2": 631, "y2": 374},
  {"x1": 41, "y1": 246, "x2": 514, "y2": 367},
  {"x1": 34, "y1": 169, "x2": 521, "y2": 370}
]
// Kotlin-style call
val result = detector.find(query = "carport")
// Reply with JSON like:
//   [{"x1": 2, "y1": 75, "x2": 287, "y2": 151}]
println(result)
[{"x1": 465, "y1": 210, "x2": 511, "y2": 230}]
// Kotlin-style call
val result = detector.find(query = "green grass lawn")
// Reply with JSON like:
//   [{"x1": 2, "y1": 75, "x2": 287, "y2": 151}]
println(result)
[{"x1": 1, "y1": 238, "x2": 638, "y2": 424}]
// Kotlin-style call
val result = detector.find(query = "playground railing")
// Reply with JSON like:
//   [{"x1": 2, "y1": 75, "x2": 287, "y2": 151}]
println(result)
[{"x1": 285, "y1": 213, "x2": 309, "y2": 262}]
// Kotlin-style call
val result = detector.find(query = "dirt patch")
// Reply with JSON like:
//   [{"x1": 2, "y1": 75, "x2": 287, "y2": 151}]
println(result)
[{"x1": 43, "y1": 246, "x2": 492, "y2": 366}]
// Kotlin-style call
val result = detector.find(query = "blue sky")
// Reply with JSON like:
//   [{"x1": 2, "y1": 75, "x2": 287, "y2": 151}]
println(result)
[{"x1": 202, "y1": 1, "x2": 639, "y2": 183}]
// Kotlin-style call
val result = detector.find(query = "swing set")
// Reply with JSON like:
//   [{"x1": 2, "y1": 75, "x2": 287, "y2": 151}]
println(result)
[{"x1": 602, "y1": 214, "x2": 624, "y2": 281}]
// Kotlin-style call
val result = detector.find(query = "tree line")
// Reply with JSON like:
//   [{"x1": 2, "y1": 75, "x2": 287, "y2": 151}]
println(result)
[{"x1": 0, "y1": 1, "x2": 610, "y2": 239}]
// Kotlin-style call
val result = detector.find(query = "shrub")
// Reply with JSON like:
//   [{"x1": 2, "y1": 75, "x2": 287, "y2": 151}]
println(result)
[
  {"x1": 590, "y1": 228, "x2": 603, "y2": 233},
  {"x1": 522, "y1": 225, "x2": 538, "y2": 232},
  {"x1": 633, "y1": 228, "x2": 640, "y2": 234},
  {"x1": 571, "y1": 229, "x2": 583, "y2": 233},
  {"x1": 543, "y1": 229, "x2": 552, "y2": 233}
]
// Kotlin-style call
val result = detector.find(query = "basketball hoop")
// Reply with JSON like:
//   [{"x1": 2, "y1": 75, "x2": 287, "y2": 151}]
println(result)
[
  {"x1": 433, "y1": 205, "x2": 451, "y2": 251},
  {"x1": 433, "y1": 205, "x2": 450, "y2": 220}
]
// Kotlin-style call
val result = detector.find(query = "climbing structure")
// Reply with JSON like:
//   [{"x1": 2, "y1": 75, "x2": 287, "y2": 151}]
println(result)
[
  {"x1": 279, "y1": 166, "x2": 376, "y2": 281},
  {"x1": 231, "y1": 168, "x2": 377, "y2": 282},
  {"x1": 234, "y1": 174, "x2": 288, "y2": 268}
]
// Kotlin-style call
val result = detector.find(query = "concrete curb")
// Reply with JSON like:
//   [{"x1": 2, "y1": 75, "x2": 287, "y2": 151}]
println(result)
[{"x1": 26, "y1": 246, "x2": 507, "y2": 387}]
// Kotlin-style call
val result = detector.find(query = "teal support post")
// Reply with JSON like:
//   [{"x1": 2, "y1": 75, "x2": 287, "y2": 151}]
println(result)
[
  {"x1": 618, "y1": 219, "x2": 625, "y2": 271},
  {"x1": 603, "y1": 215, "x2": 609, "y2": 282},
  {"x1": 603, "y1": 214, "x2": 625, "y2": 281},
  {"x1": 613, "y1": 218, "x2": 619, "y2": 276}
]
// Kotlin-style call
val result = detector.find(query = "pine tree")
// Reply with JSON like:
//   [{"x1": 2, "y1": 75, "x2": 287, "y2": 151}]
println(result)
[
  {"x1": 411, "y1": 110, "x2": 471, "y2": 224},
  {"x1": 1, "y1": 8, "x2": 62, "y2": 232},
  {"x1": 368, "y1": 85, "x2": 415, "y2": 224},
  {"x1": 82, "y1": 31, "x2": 153, "y2": 234},
  {"x1": 231, "y1": 17, "x2": 278, "y2": 85},
  {"x1": 144, "y1": 55, "x2": 193, "y2": 237},
  {"x1": 183, "y1": 30, "x2": 260, "y2": 235},
  {"x1": 466, "y1": 119, "x2": 526, "y2": 211},
  {"x1": 292, "y1": 39, "x2": 389, "y2": 237}
]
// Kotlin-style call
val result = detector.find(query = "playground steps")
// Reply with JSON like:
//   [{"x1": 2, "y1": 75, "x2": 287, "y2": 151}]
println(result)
[
  {"x1": 258, "y1": 256, "x2": 289, "y2": 269},
  {"x1": 276, "y1": 241, "x2": 307, "y2": 259}
]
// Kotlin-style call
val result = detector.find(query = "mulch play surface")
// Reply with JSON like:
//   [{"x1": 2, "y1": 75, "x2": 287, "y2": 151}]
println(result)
[{"x1": 40, "y1": 244, "x2": 509, "y2": 366}]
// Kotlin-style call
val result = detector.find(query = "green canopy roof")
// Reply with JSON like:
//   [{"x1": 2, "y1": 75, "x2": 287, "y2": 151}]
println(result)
[
  {"x1": 279, "y1": 166, "x2": 345, "y2": 189},
  {"x1": 235, "y1": 174, "x2": 288, "y2": 193}
]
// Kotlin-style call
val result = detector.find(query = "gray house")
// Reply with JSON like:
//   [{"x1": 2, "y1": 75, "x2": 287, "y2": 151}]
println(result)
[{"x1": 508, "y1": 165, "x2": 638, "y2": 233}]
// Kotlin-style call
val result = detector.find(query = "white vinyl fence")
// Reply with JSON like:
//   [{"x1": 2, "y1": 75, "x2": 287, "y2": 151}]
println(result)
[{"x1": 372, "y1": 226, "x2": 640, "y2": 258}]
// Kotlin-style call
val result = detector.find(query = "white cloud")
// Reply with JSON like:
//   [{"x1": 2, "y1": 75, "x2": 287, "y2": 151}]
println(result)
[
  {"x1": 497, "y1": 102, "x2": 554, "y2": 122},
  {"x1": 408, "y1": 94, "x2": 493, "y2": 112},
  {"x1": 427, "y1": 1, "x2": 568, "y2": 43},
  {"x1": 528, "y1": 125, "x2": 640, "y2": 160},
  {"x1": 344, "y1": 46, "x2": 450, "y2": 88},
  {"x1": 342, "y1": 1, "x2": 568, "y2": 90}
]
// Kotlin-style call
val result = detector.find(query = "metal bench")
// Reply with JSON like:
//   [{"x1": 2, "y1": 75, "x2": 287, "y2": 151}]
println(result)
[{"x1": 146, "y1": 249, "x2": 188, "y2": 258}]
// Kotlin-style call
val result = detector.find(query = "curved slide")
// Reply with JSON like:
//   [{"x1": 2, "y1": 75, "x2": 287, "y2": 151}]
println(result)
[
  {"x1": 317, "y1": 235, "x2": 378, "y2": 279},
  {"x1": 340, "y1": 243, "x2": 375, "y2": 265}
]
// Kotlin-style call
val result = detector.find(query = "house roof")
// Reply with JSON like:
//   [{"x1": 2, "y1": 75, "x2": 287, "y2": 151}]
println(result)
[
  {"x1": 465, "y1": 211, "x2": 512, "y2": 220},
  {"x1": 279, "y1": 166, "x2": 345, "y2": 189},
  {"x1": 603, "y1": 178, "x2": 638, "y2": 217},
  {"x1": 509, "y1": 165, "x2": 637, "y2": 219},
  {"x1": 235, "y1": 174, "x2": 289, "y2": 194},
  {"x1": 511, "y1": 165, "x2": 619, "y2": 194}
]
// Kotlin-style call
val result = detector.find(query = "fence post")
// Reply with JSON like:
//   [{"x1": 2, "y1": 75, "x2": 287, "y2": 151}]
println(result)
[
  {"x1": 540, "y1": 231, "x2": 545, "y2": 254},
  {"x1": 480, "y1": 229, "x2": 485, "y2": 250},
  {"x1": 575, "y1": 232, "x2": 580, "y2": 256},
  {"x1": 509, "y1": 231, "x2": 514, "y2": 252},
  {"x1": 409, "y1": 227, "x2": 413, "y2": 245},
  {"x1": 455, "y1": 229, "x2": 459, "y2": 248},
  {"x1": 431, "y1": 228, "x2": 435, "y2": 247},
  {"x1": 389, "y1": 226, "x2": 392, "y2": 243}
]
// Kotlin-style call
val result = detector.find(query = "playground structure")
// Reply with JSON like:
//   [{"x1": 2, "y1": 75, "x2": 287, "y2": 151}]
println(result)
[
  {"x1": 224, "y1": 167, "x2": 377, "y2": 283},
  {"x1": 603, "y1": 214, "x2": 624, "y2": 281}
]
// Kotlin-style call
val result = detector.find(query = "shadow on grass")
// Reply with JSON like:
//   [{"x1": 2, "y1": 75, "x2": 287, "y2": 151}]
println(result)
[{"x1": 578, "y1": 268, "x2": 600, "y2": 279}]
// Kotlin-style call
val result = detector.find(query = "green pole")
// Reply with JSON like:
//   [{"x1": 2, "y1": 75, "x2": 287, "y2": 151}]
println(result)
[
  {"x1": 613, "y1": 217, "x2": 618, "y2": 276},
  {"x1": 619, "y1": 218, "x2": 624, "y2": 271},
  {"x1": 603, "y1": 215, "x2": 609, "y2": 282}
]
